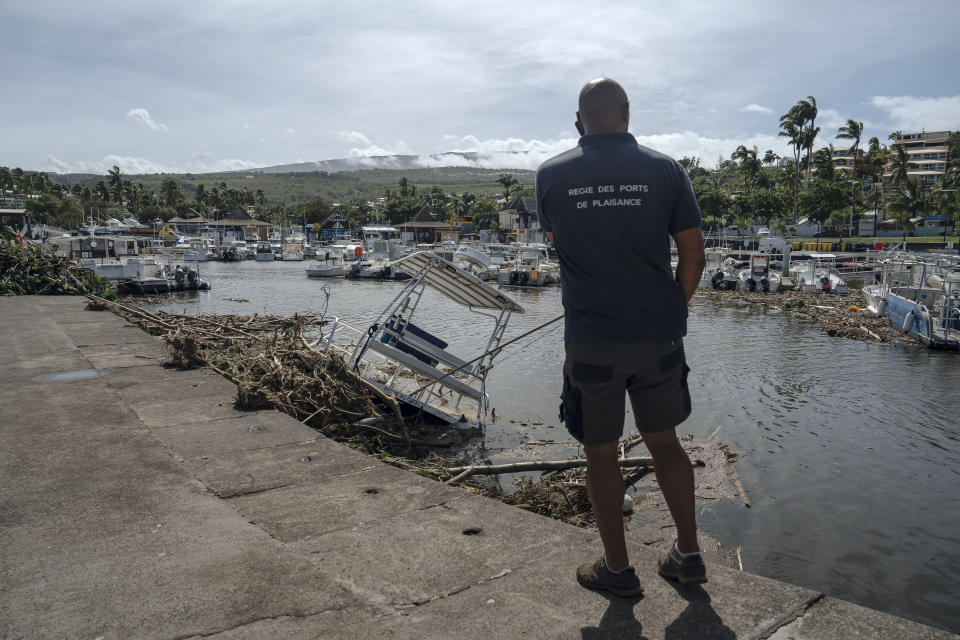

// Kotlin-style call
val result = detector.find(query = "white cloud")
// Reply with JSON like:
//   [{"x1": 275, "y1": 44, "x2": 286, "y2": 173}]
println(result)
[
  {"x1": 426, "y1": 131, "x2": 792, "y2": 170},
  {"x1": 339, "y1": 130, "x2": 371, "y2": 145},
  {"x1": 60, "y1": 154, "x2": 263, "y2": 175},
  {"x1": 103, "y1": 155, "x2": 168, "y2": 174},
  {"x1": 276, "y1": 127, "x2": 296, "y2": 135},
  {"x1": 740, "y1": 104, "x2": 774, "y2": 115},
  {"x1": 869, "y1": 95, "x2": 960, "y2": 131},
  {"x1": 343, "y1": 132, "x2": 413, "y2": 158},
  {"x1": 44, "y1": 155, "x2": 71, "y2": 173},
  {"x1": 125, "y1": 108, "x2": 167, "y2": 131},
  {"x1": 241, "y1": 123, "x2": 252, "y2": 130}
]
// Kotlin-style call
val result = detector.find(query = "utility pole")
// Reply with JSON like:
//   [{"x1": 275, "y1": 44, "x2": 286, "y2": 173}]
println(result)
[{"x1": 849, "y1": 179, "x2": 857, "y2": 248}]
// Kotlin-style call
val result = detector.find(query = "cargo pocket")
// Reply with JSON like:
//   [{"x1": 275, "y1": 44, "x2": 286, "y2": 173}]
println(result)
[
  {"x1": 560, "y1": 375, "x2": 584, "y2": 443},
  {"x1": 680, "y1": 361, "x2": 692, "y2": 416}
]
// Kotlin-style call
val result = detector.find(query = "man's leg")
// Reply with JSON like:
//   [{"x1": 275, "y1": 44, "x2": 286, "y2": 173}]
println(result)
[
  {"x1": 584, "y1": 440, "x2": 629, "y2": 570},
  {"x1": 642, "y1": 428, "x2": 699, "y2": 553}
]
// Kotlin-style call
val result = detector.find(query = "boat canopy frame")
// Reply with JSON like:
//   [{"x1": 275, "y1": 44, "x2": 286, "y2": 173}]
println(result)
[{"x1": 348, "y1": 251, "x2": 524, "y2": 424}]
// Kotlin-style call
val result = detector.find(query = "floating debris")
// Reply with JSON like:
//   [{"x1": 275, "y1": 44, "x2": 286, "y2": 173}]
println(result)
[{"x1": 697, "y1": 288, "x2": 919, "y2": 345}]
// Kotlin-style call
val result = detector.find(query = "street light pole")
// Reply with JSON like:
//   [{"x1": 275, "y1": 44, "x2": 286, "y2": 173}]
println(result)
[{"x1": 849, "y1": 179, "x2": 857, "y2": 248}]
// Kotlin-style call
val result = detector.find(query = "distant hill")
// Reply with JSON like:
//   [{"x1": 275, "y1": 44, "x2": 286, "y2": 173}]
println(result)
[
  {"x1": 50, "y1": 160, "x2": 536, "y2": 204},
  {"x1": 250, "y1": 151, "x2": 539, "y2": 174}
]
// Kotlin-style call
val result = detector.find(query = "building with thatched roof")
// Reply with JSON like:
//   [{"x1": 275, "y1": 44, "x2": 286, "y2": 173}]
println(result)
[
  {"x1": 167, "y1": 208, "x2": 208, "y2": 234},
  {"x1": 397, "y1": 208, "x2": 450, "y2": 243},
  {"x1": 207, "y1": 206, "x2": 274, "y2": 240}
]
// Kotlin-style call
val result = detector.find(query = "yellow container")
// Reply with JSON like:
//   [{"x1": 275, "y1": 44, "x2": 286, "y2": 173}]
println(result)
[{"x1": 530, "y1": 270, "x2": 539, "y2": 281}]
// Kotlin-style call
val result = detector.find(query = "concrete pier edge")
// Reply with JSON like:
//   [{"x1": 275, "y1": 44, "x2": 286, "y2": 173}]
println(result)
[{"x1": 1, "y1": 296, "x2": 955, "y2": 639}]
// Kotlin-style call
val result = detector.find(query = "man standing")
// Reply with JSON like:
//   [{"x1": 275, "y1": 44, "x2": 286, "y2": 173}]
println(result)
[{"x1": 536, "y1": 78, "x2": 707, "y2": 597}]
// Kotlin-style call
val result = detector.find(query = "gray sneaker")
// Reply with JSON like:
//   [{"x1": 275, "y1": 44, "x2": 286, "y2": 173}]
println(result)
[
  {"x1": 657, "y1": 547, "x2": 707, "y2": 584},
  {"x1": 576, "y1": 557, "x2": 643, "y2": 597}
]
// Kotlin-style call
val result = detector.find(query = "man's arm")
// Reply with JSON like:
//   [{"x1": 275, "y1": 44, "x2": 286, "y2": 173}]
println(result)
[{"x1": 672, "y1": 226, "x2": 706, "y2": 303}]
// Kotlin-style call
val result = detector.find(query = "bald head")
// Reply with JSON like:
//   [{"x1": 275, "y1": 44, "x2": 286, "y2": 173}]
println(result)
[{"x1": 576, "y1": 78, "x2": 630, "y2": 135}]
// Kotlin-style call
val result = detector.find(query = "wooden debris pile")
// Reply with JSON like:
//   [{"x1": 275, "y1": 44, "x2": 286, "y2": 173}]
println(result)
[
  {"x1": 87, "y1": 297, "x2": 739, "y2": 547},
  {"x1": 0, "y1": 233, "x2": 116, "y2": 299},
  {"x1": 88, "y1": 296, "x2": 464, "y2": 458}
]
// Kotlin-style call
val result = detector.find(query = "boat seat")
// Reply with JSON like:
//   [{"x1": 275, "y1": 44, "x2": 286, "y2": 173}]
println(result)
[
  {"x1": 384, "y1": 326, "x2": 471, "y2": 371},
  {"x1": 367, "y1": 340, "x2": 482, "y2": 402}
]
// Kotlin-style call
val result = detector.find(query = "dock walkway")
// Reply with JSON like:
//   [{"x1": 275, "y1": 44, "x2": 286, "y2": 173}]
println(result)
[{"x1": 1, "y1": 296, "x2": 955, "y2": 639}]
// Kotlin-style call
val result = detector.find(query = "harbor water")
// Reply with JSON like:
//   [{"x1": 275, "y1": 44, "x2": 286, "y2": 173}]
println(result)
[{"x1": 142, "y1": 260, "x2": 960, "y2": 633}]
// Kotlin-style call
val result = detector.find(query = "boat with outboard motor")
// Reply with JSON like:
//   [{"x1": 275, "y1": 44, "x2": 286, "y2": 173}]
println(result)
[
  {"x1": 792, "y1": 253, "x2": 848, "y2": 294},
  {"x1": 496, "y1": 245, "x2": 558, "y2": 287},
  {"x1": 345, "y1": 258, "x2": 411, "y2": 280},
  {"x1": 254, "y1": 242, "x2": 275, "y2": 261},
  {"x1": 738, "y1": 254, "x2": 781, "y2": 293},
  {"x1": 317, "y1": 251, "x2": 524, "y2": 426},
  {"x1": 703, "y1": 257, "x2": 742, "y2": 290}
]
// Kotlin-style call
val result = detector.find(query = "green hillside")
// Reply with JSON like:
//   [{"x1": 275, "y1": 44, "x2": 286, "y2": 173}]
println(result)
[{"x1": 51, "y1": 166, "x2": 537, "y2": 205}]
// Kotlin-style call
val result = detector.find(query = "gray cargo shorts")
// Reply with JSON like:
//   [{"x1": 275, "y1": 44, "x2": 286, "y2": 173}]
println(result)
[{"x1": 560, "y1": 339, "x2": 691, "y2": 446}]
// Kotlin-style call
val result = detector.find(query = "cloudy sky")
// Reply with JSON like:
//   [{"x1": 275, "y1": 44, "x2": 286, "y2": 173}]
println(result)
[{"x1": 3, "y1": 0, "x2": 959, "y2": 175}]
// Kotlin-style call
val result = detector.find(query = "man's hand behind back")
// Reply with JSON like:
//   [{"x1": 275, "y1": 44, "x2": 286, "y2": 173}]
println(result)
[{"x1": 673, "y1": 227, "x2": 706, "y2": 303}]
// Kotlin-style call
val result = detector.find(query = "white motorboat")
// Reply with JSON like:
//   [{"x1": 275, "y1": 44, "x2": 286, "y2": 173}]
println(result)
[
  {"x1": 319, "y1": 251, "x2": 524, "y2": 425},
  {"x1": 345, "y1": 259, "x2": 411, "y2": 280},
  {"x1": 704, "y1": 257, "x2": 742, "y2": 290},
  {"x1": 220, "y1": 240, "x2": 247, "y2": 262},
  {"x1": 306, "y1": 254, "x2": 345, "y2": 278},
  {"x1": 281, "y1": 240, "x2": 305, "y2": 261},
  {"x1": 793, "y1": 255, "x2": 848, "y2": 294},
  {"x1": 738, "y1": 254, "x2": 781, "y2": 293},
  {"x1": 254, "y1": 242, "x2": 275, "y2": 261},
  {"x1": 496, "y1": 246, "x2": 558, "y2": 287}
]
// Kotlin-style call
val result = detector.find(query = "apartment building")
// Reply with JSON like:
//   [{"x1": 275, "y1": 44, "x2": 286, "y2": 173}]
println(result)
[
  {"x1": 809, "y1": 147, "x2": 870, "y2": 175},
  {"x1": 884, "y1": 130, "x2": 952, "y2": 191}
]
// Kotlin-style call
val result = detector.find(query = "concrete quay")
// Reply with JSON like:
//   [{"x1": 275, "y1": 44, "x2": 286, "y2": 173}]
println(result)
[{"x1": 1, "y1": 296, "x2": 955, "y2": 639}]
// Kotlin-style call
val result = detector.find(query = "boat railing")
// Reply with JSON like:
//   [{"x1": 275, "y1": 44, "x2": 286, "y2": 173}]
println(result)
[{"x1": 320, "y1": 316, "x2": 485, "y2": 413}]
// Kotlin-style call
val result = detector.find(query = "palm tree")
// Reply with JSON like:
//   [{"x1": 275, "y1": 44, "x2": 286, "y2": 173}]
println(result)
[
  {"x1": 836, "y1": 119, "x2": 864, "y2": 178},
  {"x1": 889, "y1": 145, "x2": 911, "y2": 186},
  {"x1": 828, "y1": 209, "x2": 847, "y2": 241},
  {"x1": 94, "y1": 180, "x2": 109, "y2": 203},
  {"x1": 255, "y1": 189, "x2": 266, "y2": 207},
  {"x1": 779, "y1": 117, "x2": 804, "y2": 218},
  {"x1": 160, "y1": 178, "x2": 182, "y2": 208},
  {"x1": 732, "y1": 145, "x2": 761, "y2": 193},
  {"x1": 888, "y1": 131, "x2": 902, "y2": 142},
  {"x1": 496, "y1": 173, "x2": 519, "y2": 205},
  {"x1": 797, "y1": 96, "x2": 819, "y2": 189},
  {"x1": 107, "y1": 165, "x2": 123, "y2": 205},
  {"x1": 763, "y1": 149, "x2": 779, "y2": 166},
  {"x1": 194, "y1": 184, "x2": 208, "y2": 209},
  {"x1": 813, "y1": 146, "x2": 835, "y2": 182},
  {"x1": 888, "y1": 178, "x2": 927, "y2": 244}
]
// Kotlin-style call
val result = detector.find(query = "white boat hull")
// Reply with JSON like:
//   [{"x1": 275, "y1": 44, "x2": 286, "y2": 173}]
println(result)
[{"x1": 306, "y1": 265, "x2": 344, "y2": 277}]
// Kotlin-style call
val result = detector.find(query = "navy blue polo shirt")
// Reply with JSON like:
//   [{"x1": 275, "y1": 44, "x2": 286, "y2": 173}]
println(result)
[{"x1": 536, "y1": 132, "x2": 702, "y2": 342}]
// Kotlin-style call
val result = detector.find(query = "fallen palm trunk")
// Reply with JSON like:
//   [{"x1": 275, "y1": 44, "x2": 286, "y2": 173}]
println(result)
[{"x1": 445, "y1": 456, "x2": 654, "y2": 483}]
